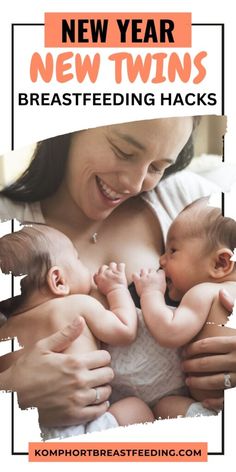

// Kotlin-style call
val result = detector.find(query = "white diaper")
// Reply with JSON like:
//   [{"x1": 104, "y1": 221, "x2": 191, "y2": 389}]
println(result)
[
  {"x1": 107, "y1": 309, "x2": 186, "y2": 408},
  {"x1": 40, "y1": 412, "x2": 118, "y2": 441},
  {"x1": 185, "y1": 402, "x2": 217, "y2": 417}
]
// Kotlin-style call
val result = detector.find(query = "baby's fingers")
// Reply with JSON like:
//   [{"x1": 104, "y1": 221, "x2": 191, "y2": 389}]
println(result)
[
  {"x1": 109, "y1": 262, "x2": 117, "y2": 271},
  {"x1": 132, "y1": 272, "x2": 140, "y2": 283},
  {"x1": 98, "y1": 264, "x2": 109, "y2": 274},
  {"x1": 117, "y1": 262, "x2": 125, "y2": 272}
]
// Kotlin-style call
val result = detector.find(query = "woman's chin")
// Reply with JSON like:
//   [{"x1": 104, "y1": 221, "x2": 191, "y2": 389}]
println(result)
[{"x1": 85, "y1": 205, "x2": 117, "y2": 222}]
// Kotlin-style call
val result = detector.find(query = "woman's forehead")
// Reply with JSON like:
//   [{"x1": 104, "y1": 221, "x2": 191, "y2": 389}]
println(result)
[{"x1": 107, "y1": 117, "x2": 193, "y2": 136}]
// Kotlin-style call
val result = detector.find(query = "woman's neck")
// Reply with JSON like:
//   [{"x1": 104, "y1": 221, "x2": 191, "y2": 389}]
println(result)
[{"x1": 41, "y1": 182, "x2": 101, "y2": 238}]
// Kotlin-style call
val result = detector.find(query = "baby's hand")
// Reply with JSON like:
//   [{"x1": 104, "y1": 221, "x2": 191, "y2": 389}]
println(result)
[
  {"x1": 94, "y1": 262, "x2": 128, "y2": 295},
  {"x1": 133, "y1": 269, "x2": 166, "y2": 297}
]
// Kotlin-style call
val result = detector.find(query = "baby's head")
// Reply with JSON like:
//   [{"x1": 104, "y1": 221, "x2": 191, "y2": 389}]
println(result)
[
  {"x1": 0, "y1": 224, "x2": 91, "y2": 315},
  {"x1": 160, "y1": 197, "x2": 236, "y2": 301}
]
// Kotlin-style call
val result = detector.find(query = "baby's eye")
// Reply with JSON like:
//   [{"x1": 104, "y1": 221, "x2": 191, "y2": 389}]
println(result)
[{"x1": 170, "y1": 248, "x2": 177, "y2": 254}]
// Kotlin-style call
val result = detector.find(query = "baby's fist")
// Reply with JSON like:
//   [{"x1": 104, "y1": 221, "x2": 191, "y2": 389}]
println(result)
[
  {"x1": 133, "y1": 268, "x2": 166, "y2": 296},
  {"x1": 94, "y1": 262, "x2": 127, "y2": 295}
]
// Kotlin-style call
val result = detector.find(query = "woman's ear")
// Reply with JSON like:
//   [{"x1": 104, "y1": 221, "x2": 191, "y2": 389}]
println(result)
[
  {"x1": 46, "y1": 266, "x2": 70, "y2": 296},
  {"x1": 209, "y1": 248, "x2": 235, "y2": 279}
]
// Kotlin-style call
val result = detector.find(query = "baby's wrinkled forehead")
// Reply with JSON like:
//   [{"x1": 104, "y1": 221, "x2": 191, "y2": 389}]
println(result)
[
  {"x1": 167, "y1": 217, "x2": 203, "y2": 250},
  {"x1": 167, "y1": 217, "x2": 188, "y2": 240}
]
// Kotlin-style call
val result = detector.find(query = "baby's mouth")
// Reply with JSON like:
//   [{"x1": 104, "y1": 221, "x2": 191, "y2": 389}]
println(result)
[
  {"x1": 166, "y1": 277, "x2": 172, "y2": 287},
  {"x1": 96, "y1": 177, "x2": 125, "y2": 202}
]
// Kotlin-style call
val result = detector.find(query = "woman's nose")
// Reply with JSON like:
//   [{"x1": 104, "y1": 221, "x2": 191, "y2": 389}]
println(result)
[{"x1": 118, "y1": 167, "x2": 150, "y2": 194}]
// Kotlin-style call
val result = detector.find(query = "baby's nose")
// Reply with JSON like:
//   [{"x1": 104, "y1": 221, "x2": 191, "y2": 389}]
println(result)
[{"x1": 159, "y1": 253, "x2": 166, "y2": 268}]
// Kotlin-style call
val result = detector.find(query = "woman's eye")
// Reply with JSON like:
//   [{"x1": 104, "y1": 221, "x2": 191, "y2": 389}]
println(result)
[
  {"x1": 148, "y1": 164, "x2": 163, "y2": 174},
  {"x1": 112, "y1": 146, "x2": 133, "y2": 161}
]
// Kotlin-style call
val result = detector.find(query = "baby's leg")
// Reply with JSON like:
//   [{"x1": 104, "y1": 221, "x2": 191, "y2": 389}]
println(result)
[
  {"x1": 154, "y1": 395, "x2": 194, "y2": 419},
  {"x1": 109, "y1": 396, "x2": 155, "y2": 426},
  {"x1": 154, "y1": 395, "x2": 217, "y2": 419}
]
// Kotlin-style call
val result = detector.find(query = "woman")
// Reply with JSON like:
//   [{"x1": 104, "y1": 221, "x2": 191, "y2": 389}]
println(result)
[{"x1": 0, "y1": 117, "x2": 235, "y2": 427}]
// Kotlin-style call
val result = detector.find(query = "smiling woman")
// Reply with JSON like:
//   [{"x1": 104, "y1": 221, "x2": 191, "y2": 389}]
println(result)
[
  {"x1": 57, "y1": 119, "x2": 192, "y2": 222},
  {"x1": 0, "y1": 116, "x2": 235, "y2": 438}
]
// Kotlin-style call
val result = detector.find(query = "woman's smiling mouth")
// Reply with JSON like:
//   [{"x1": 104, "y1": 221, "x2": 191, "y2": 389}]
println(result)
[{"x1": 96, "y1": 176, "x2": 125, "y2": 202}]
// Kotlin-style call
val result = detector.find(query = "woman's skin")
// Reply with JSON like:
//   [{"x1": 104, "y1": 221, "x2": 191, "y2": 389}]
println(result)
[
  {"x1": 41, "y1": 118, "x2": 193, "y2": 282},
  {"x1": 0, "y1": 317, "x2": 114, "y2": 426},
  {"x1": 182, "y1": 289, "x2": 236, "y2": 410},
  {"x1": 0, "y1": 117, "x2": 235, "y2": 425}
]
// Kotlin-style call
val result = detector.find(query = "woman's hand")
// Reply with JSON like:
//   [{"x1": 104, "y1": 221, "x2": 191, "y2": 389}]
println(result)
[
  {"x1": 182, "y1": 336, "x2": 236, "y2": 409},
  {"x1": 182, "y1": 289, "x2": 236, "y2": 410},
  {"x1": 0, "y1": 317, "x2": 113, "y2": 427}
]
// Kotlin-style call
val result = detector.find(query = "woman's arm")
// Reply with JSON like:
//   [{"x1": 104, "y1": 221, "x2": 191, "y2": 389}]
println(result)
[
  {"x1": 182, "y1": 289, "x2": 236, "y2": 409},
  {"x1": 0, "y1": 317, "x2": 113, "y2": 427}
]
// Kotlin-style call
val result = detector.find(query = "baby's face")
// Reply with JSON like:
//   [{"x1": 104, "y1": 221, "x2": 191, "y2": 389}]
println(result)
[
  {"x1": 159, "y1": 219, "x2": 210, "y2": 301},
  {"x1": 64, "y1": 246, "x2": 92, "y2": 295}
]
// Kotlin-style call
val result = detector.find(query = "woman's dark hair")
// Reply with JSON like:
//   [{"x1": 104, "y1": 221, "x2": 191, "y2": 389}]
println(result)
[
  {"x1": 0, "y1": 117, "x2": 201, "y2": 202},
  {"x1": 1, "y1": 133, "x2": 73, "y2": 202}
]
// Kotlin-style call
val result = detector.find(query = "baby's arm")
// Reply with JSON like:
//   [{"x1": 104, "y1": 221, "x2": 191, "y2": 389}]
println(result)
[
  {"x1": 133, "y1": 269, "x2": 212, "y2": 348},
  {"x1": 91, "y1": 262, "x2": 137, "y2": 345}
]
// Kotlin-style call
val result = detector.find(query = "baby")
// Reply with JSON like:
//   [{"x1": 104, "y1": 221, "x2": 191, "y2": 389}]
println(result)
[
  {"x1": 133, "y1": 197, "x2": 236, "y2": 419},
  {"x1": 0, "y1": 224, "x2": 154, "y2": 439}
]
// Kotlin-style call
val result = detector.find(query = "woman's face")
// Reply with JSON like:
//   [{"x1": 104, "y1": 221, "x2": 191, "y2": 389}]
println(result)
[{"x1": 64, "y1": 117, "x2": 193, "y2": 221}]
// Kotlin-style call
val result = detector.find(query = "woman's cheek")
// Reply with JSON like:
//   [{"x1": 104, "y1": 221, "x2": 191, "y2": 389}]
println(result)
[{"x1": 144, "y1": 174, "x2": 163, "y2": 191}]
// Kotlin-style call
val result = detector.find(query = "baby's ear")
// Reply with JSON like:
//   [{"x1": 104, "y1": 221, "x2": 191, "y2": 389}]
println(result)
[
  {"x1": 210, "y1": 248, "x2": 235, "y2": 279},
  {"x1": 46, "y1": 266, "x2": 70, "y2": 296}
]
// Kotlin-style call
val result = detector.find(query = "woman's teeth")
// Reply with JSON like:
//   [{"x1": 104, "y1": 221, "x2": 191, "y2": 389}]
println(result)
[{"x1": 97, "y1": 177, "x2": 122, "y2": 201}]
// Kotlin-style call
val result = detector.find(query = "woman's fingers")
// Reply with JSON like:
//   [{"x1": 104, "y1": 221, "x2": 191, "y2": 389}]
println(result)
[
  {"x1": 182, "y1": 353, "x2": 236, "y2": 373},
  {"x1": 71, "y1": 384, "x2": 112, "y2": 407},
  {"x1": 38, "y1": 316, "x2": 85, "y2": 353},
  {"x1": 84, "y1": 349, "x2": 111, "y2": 370},
  {"x1": 76, "y1": 402, "x2": 111, "y2": 424},
  {"x1": 86, "y1": 366, "x2": 114, "y2": 389},
  {"x1": 186, "y1": 372, "x2": 236, "y2": 391},
  {"x1": 88, "y1": 384, "x2": 112, "y2": 405},
  {"x1": 39, "y1": 400, "x2": 110, "y2": 427},
  {"x1": 183, "y1": 336, "x2": 236, "y2": 359}
]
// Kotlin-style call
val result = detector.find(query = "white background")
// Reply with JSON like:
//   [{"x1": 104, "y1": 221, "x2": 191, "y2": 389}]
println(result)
[{"x1": 0, "y1": 0, "x2": 236, "y2": 470}]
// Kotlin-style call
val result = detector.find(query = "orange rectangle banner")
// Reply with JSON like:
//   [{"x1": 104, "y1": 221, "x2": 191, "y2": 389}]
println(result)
[
  {"x1": 29, "y1": 442, "x2": 207, "y2": 462},
  {"x1": 45, "y1": 12, "x2": 191, "y2": 48}
]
